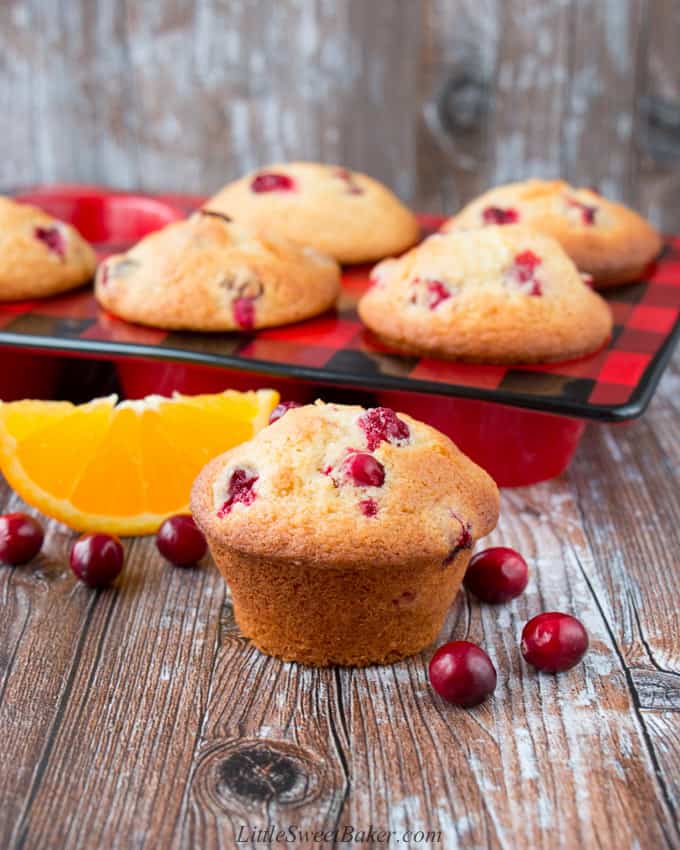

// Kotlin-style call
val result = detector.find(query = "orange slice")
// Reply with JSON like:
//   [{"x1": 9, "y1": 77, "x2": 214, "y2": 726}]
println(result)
[{"x1": 0, "y1": 389, "x2": 278, "y2": 535}]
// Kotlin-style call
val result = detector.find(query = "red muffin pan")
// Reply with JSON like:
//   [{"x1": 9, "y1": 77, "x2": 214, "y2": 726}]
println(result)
[{"x1": 0, "y1": 185, "x2": 678, "y2": 486}]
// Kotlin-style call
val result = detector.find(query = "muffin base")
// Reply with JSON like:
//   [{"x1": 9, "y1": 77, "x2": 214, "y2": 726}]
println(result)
[{"x1": 209, "y1": 543, "x2": 472, "y2": 666}]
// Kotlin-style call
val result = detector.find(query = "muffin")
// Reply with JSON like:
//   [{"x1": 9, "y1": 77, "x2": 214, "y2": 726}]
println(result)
[
  {"x1": 358, "y1": 225, "x2": 613, "y2": 363},
  {"x1": 0, "y1": 196, "x2": 97, "y2": 300},
  {"x1": 204, "y1": 162, "x2": 421, "y2": 264},
  {"x1": 191, "y1": 401, "x2": 499, "y2": 667},
  {"x1": 442, "y1": 179, "x2": 661, "y2": 287},
  {"x1": 94, "y1": 209, "x2": 340, "y2": 331}
]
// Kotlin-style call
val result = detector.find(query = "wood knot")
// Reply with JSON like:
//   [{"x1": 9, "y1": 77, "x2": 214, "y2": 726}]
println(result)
[
  {"x1": 218, "y1": 746, "x2": 298, "y2": 803},
  {"x1": 435, "y1": 68, "x2": 490, "y2": 135},
  {"x1": 192, "y1": 738, "x2": 328, "y2": 814}
]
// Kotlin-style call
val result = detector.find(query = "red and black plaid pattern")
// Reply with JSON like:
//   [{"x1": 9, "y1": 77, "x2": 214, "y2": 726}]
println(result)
[{"x1": 0, "y1": 196, "x2": 678, "y2": 422}]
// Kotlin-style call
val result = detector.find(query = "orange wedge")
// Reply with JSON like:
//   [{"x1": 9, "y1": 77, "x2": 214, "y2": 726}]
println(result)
[{"x1": 0, "y1": 389, "x2": 278, "y2": 535}]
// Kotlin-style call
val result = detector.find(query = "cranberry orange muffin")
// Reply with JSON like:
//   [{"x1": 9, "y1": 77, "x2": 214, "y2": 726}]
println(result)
[
  {"x1": 204, "y1": 162, "x2": 421, "y2": 264},
  {"x1": 95, "y1": 210, "x2": 340, "y2": 331},
  {"x1": 442, "y1": 179, "x2": 661, "y2": 287},
  {"x1": 0, "y1": 196, "x2": 97, "y2": 300},
  {"x1": 358, "y1": 225, "x2": 613, "y2": 363},
  {"x1": 191, "y1": 401, "x2": 499, "y2": 666}
]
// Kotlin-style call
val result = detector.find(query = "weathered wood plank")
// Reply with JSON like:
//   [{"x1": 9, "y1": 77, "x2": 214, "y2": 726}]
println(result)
[
  {"x1": 561, "y1": 0, "x2": 646, "y2": 201},
  {"x1": 0, "y1": 483, "x2": 95, "y2": 850},
  {"x1": 177, "y1": 599, "x2": 348, "y2": 849},
  {"x1": 1, "y1": 510, "x2": 224, "y2": 850},
  {"x1": 637, "y1": 0, "x2": 680, "y2": 230}
]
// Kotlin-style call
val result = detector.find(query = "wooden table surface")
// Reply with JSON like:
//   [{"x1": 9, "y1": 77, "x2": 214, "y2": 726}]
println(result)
[{"x1": 1, "y1": 346, "x2": 678, "y2": 850}]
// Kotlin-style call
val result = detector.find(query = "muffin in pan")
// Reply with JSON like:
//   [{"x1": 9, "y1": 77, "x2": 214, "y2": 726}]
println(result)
[
  {"x1": 95, "y1": 210, "x2": 340, "y2": 331},
  {"x1": 191, "y1": 401, "x2": 499, "y2": 667},
  {"x1": 358, "y1": 225, "x2": 613, "y2": 364},
  {"x1": 0, "y1": 196, "x2": 96, "y2": 301},
  {"x1": 441, "y1": 179, "x2": 661, "y2": 287},
  {"x1": 205, "y1": 162, "x2": 421, "y2": 265}
]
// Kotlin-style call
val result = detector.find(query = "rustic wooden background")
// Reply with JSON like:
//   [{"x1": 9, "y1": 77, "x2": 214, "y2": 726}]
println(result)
[
  {"x1": 1, "y1": 0, "x2": 679, "y2": 226},
  {"x1": 1, "y1": 1, "x2": 679, "y2": 849}
]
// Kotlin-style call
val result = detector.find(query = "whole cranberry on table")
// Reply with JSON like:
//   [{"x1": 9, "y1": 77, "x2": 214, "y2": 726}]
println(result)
[
  {"x1": 156, "y1": 514, "x2": 207, "y2": 567},
  {"x1": 70, "y1": 533, "x2": 125, "y2": 588},
  {"x1": 464, "y1": 546, "x2": 529, "y2": 604},
  {"x1": 0, "y1": 512, "x2": 44, "y2": 565},
  {"x1": 429, "y1": 640, "x2": 497, "y2": 707},
  {"x1": 521, "y1": 612, "x2": 589, "y2": 672}
]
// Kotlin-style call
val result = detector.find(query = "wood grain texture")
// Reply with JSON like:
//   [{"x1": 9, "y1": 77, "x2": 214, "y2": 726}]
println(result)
[
  {"x1": 2, "y1": 0, "x2": 678, "y2": 223},
  {"x1": 0, "y1": 1, "x2": 679, "y2": 848}
]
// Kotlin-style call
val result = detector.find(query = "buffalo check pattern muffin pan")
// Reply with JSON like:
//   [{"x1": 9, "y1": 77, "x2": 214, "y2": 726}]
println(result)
[{"x1": 0, "y1": 189, "x2": 678, "y2": 422}]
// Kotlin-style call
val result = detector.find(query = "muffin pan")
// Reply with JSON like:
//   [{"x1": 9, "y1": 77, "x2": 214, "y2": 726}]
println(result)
[{"x1": 0, "y1": 186, "x2": 678, "y2": 485}]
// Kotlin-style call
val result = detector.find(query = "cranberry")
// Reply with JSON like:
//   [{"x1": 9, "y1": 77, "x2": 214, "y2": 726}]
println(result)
[
  {"x1": 358, "y1": 407, "x2": 410, "y2": 451},
  {"x1": 343, "y1": 452, "x2": 385, "y2": 487},
  {"x1": 70, "y1": 533, "x2": 124, "y2": 588},
  {"x1": 250, "y1": 173, "x2": 296, "y2": 193},
  {"x1": 443, "y1": 513, "x2": 473, "y2": 565},
  {"x1": 410, "y1": 278, "x2": 452, "y2": 310},
  {"x1": 514, "y1": 250, "x2": 541, "y2": 279},
  {"x1": 567, "y1": 197, "x2": 598, "y2": 225},
  {"x1": 0, "y1": 512, "x2": 44, "y2": 565},
  {"x1": 34, "y1": 225, "x2": 65, "y2": 259},
  {"x1": 507, "y1": 250, "x2": 543, "y2": 296},
  {"x1": 521, "y1": 612, "x2": 589, "y2": 672},
  {"x1": 269, "y1": 400, "x2": 303, "y2": 424},
  {"x1": 333, "y1": 168, "x2": 363, "y2": 195},
  {"x1": 156, "y1": 515, "x2": 207, "y2": 567},
  {"x1": 429, "y1": 641, "x2": 497, "y2": 707},
  {"x1": 232, "y1": 296, "x2": 255, "y2": 330},
  {"x1": 217, "y1": 468, "x2": 259, "y2": 517},
  {"x1": 464, "y1": 547, "x2": 528, "y2": 603},
  {"x1": 359, "y1": 498, "x2": 378, "y2": 517},
  {"x1": 482, "y1": 206, "x2": 519, "y2": 225},
  {"x1": 581, "y1": 272, "x2": 595, "y2": 288}
]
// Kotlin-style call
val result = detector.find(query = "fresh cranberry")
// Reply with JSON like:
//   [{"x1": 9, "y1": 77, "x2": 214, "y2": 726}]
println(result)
[
  {"x1": 358, "y1": 407, "x2": 410, "y2": 451},
  {"x1": 429, "y1": 641, "x2": 497, "y2": 707},
  {"x1": 359, "y1": 498, "x2": 378, "y2": 517},
  {"x1": 217, "y1": 468, "x2": 259, "y2": 517},
  {"x1": 464, "y1": 547, "x2": 528, "y2": 603},
  {"x1": 232, "y1": 296, "x2": 255, "y2": 330},
  {"x1": 250, "y1": 173, "x2": 296, "y2": 193},
  {"x1": 34, "y1": 226, "x2": 65, "y2": 259},
  {"x1": 443, "y1": 513, "x2": 473, "y2": 565},
  {"x1": 581, "y1": 272, "x2": 595, "y2": 288},
  {"x1": 0, "y1": 513, "x2": 44, "y2": 565},
  {"x1": 70, "y1": 534, "x2": 124, "y2": 588},
  {"x1": 482, "y1": 206, "x2": 519, "y2": 225},
  {"x1": 156, "y1": 515, "x2": 207, "y2": 567},
  {"x1": 343, "y1": 452, "x2": 385, "y2": 487},
  {"x1": 269, "y1": 400, "x2": 303, "y2": 424},
  {"x1": 521, "y1": 612, "x2": 589, "y2": 672}
]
